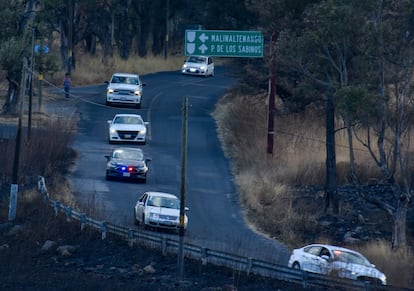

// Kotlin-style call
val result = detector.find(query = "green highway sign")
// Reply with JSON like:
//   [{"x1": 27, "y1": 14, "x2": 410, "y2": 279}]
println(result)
[{"x1": 185, "y1": 30, "x2": 263, "y2": 58}]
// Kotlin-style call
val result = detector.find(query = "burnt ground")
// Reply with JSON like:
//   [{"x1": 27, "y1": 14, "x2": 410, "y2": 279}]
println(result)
[
  {"x1": 0, "y1": 93, "x2": 412, "y2": 290},
  {"x1": 0, "y1": 195, "x2": 302, "y2": 291}
]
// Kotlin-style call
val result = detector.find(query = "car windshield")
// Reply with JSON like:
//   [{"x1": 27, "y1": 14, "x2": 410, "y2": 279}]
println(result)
[
  {"x1": 113, "y1": 149, "x2": 143, "y2": 160},
  {"x1": 111, "y1": 76, "x2": 139, "y2": 85},
  {"x1": 147, "y1": 196, "x2": 179, "y2": 209},
  {"x1": 333, "y1": 250, "x2": 371, "y2": 266},
  {"x1": 188, "y1": 56, "x2": 206, "y2": 63},
  {"x1": 114, "y1": 116, "x2": 143, "y2": 125}
]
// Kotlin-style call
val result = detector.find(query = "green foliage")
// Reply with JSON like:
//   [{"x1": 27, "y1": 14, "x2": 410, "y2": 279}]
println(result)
[
  {"x1": 335, "y1": 86, "x2": 379, "y2": 124},
  {"x1": 0, "y1": 37, "x2": 23, "y2": 79},
  {"x1": 0, "y1": 1, "x2": 25, "y2": 40}
]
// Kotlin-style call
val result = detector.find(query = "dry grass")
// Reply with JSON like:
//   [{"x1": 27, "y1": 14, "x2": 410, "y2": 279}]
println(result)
[
  {"x1": 1, "y1": 51, "x2": 413, "y2": 287},
  {"x1": 213, "y1": 90, "x2": 414, "y2": 288},
  {"x1": 0, "y1": 117, "x2": 77, "y2": 184},
  {"x1": 48, "y1": 53, "x2": 186, "y2": 87},
  {"x1": 355, "y1": 241, "x2": 414, "y2": 287}
]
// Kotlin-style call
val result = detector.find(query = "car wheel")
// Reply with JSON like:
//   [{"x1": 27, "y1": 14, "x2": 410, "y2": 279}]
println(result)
[
  {"x1": 211, "y1": 70, "x2": 214, "y2": 77},
  {"x1": 329, "y1": 269, "x2": 340, "y2": 277},
  {"x1": 142, "y1": 214, "x2": 149, "y2": 229},
  {"x1": 134, "y1": 208, "x2": 139, "y2": 225},
  {"x1": 292, "y1": 262, "x2": 301, "y2": 270}
]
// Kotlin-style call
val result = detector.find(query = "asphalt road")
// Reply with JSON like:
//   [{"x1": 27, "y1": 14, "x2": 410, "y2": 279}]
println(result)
[{"x1": 68, "y1": 67, "x2": 290, "y2": 265}]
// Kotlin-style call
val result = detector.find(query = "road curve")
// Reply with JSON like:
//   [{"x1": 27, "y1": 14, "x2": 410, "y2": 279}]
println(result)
[{"x1": 67, "y1": 66, "x2": 290, "y2": 265}]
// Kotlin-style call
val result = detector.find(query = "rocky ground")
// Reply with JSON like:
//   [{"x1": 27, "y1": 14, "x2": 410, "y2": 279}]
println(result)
[
  {"x1": 1, "y1": 88, "x2": 413, "y2": 290},
  {"x1": 0, "y1": 198, "x2": 303, "y2": 291}
]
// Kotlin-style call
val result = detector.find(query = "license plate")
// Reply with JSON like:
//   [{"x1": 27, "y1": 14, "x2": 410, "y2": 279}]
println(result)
[
  {"x1": 123, "y1": 172, "x2": 130, "y2": 177},
  {"x1": 124, "y1": 134, "x2": 131, "y2": 138},
  {"x1": 190, "y1": 68, "x2": 196, "y2": 72}
]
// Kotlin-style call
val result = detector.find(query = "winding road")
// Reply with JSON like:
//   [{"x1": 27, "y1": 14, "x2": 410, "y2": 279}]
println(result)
[{"x1": 67, "y1": 66, "x2": 290, "y2": 264}]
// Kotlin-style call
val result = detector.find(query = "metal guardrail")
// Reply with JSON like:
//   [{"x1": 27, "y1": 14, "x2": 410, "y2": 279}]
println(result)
[{"x1": 37, "y1": 176, "x2": 408, "y2": 291}]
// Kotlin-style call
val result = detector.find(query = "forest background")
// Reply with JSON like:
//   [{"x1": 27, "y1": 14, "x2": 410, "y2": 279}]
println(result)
[{"x1": 0, "y1": 0, "x2": 413, "y2": 288}]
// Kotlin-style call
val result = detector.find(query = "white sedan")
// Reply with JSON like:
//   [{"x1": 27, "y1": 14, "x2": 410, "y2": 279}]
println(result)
[
  {"x1": 181, "y1": 55, "x2": 214, "y2": 77},
  {"x1": 288, "y1": 244, "x2": 386, "y2": 285},
  {"x1": 108, "y1": 114, "x2": 148, "y2": 144},
  {"x1": 134, "y1": 191, "x2": 189, "y2": 231},
  {"x1": 105, "y1": 73, "x2": 146, "y2": 108}
]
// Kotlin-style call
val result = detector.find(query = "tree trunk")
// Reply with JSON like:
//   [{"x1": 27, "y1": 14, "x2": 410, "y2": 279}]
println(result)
[
  {"x1": 118, "y1": 0, "x2": 131, "y2": 60},
  {"x1": 392, "y1": 193, "x2": 408, "y2": 249},
  {"x1": 1, "y1": 77, "x2": 19, "y2": 115},
  {"x1": 325, "y1": 92, "x2": 338, "y2": 214}
]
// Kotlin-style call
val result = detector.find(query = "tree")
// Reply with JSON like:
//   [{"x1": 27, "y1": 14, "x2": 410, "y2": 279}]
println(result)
[
  {"x1": 336, "y1": 0, "x2": 414, "y2": 249},
  {"x1": 278, "y1": 0, "x2": 414, "y2": 249},
  {"x1": 0, "y1": 0, "x2": 38, "y2": 115},
  {"x1": 277, "y1": 0, "x2": 367, "y2": 214}
]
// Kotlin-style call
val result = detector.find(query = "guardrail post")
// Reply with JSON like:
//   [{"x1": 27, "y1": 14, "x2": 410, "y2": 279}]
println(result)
[
  {"x1": 128, "y1": 229, "x2": 134, "y2": 247},
  {"x1": 65, "y1": 206, "x2": 72, "y2": 222},
  {"x1": 161, "y1": 237, "x2": 167, "y2": 256},
  {"x1": 201, "y1": 248, "x2": 207, "y2": 265},
  {"x1": 80, "y1": 213, "x2": 86, "y2": 230},
  {"x1": 246, "y1": 257, "x2": 253, "y2": 275},
  {"x1": 43, "y1": 192, "x2": 49, "y2": 204},
  {"x1": 301, "y1": 270, "x2": 308, "y2": 289},
  {"x1": 53, "y1": 201, "x2": 60, "y2": 216},
  {"x1": 37, "y1": 176, "x2": 47, "y2": 194},
  {"x1": 100, "y1": 221, "x2": 107, "y2": 240}
]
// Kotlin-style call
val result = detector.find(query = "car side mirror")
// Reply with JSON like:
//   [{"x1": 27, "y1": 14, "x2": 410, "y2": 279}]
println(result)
[
  {"x1": 145, "y1": 158, "x2": 152, "y2": 163},
  {"x1": 321, "y1": 255, "x2": 330, "y2": 261},
  {"x1": 142, "y1": 83, "x2": 147, "y2": 87},
  {"x1": 105, "y1": 80, "x2": 109, "y2": 84},
  {"x1": 104, "y1": 155, "x2": 110, "y2": 160},
  {"x1": 144, "y1": 121, "x2": 149, "y2": 125},
  {"x1": 107, "y1": 120, "x2": 112, "y2": 124},
  {"x1": 185, "y1": 207, "x2": 189, "y2": 211}
]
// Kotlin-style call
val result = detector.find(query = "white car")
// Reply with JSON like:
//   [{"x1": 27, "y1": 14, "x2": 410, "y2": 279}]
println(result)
[
  {"x1": 288, "y1": 244, "x2": 386, "y2": 285},
  {"x1": 105, "y1": 73, "x2": 146, "y2": 108},
  {"x1": 134, "y1": 191, "x2": 189, "y2": 231},
  {"x1": 108, "y1": 114, "x2": 148, "y2": 144},
  {"x1": 181, "y1": 55, "x2": 214, "y2": 77}
]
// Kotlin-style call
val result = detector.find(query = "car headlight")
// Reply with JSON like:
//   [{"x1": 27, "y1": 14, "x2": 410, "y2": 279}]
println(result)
[
  {"x1": 138, "y1": 128, "x2": 147, "y2": 134},
  {"x1": 182, "y1": 64, "x2": 188, "y2": 69},
  {"x1": 149, "y1": 212, "x2": 159, "y2": 219},
  {"x1": 107, "y1": 88, "x2": 114, "y2": 94},
  {"x1": 134, "y1": 90, "x2": 142, "y2": 96},
  {"x1": 380, "y1": 274, "x2": 387, "y2": 285},
  {"x1": 109, "y1": 127, "x2": 117, "y2": 134},
  {"x1": 200, "y1": 65, "x2": 206, "y2": 70},
  {"x1": 108, "y1": 161, "x2": 118, "y2": 168}
]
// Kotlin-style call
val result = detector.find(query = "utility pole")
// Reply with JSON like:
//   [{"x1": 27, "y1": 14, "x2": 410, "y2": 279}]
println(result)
[
  {"x1": 9, "y1": 0, "x2": 37, "y2": 221},
  {"x1": 67, "y1": 0, "x2": 74, "y2": 74},
  {"x1": 267, "y1": 33, "x2": 277, "y2": 156},
  {"x1": 28, "y1": 26, "x2": 36, "y2": 139},
  {"x1": 164, "y1": 0, "x2": 169, "y2": 60},
  {"x1": 9, "y1": 59, "x2": 26, "y2": 221},
  {"x1": 177, "y1": 96, "x2": 188, "y2": 279}
]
